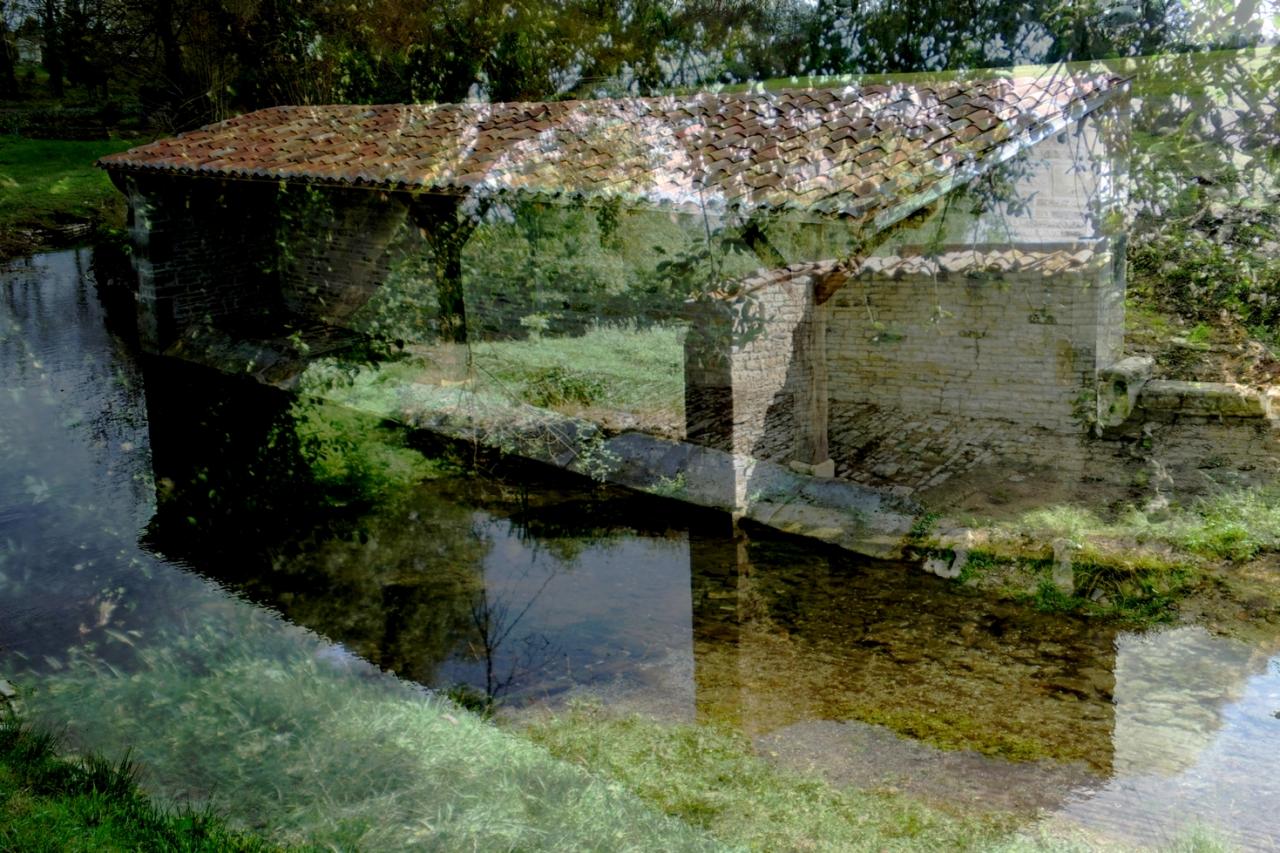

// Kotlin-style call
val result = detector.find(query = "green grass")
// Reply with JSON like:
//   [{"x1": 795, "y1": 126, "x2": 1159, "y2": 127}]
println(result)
[
  {"x1": 470, "y1": 324, "x2": 686, "y2": 420},
  {"x1": 937, "y1": 538, "x2": 1195, "y2": 626},
  {"x1": 0, "y1": 715, "x2": 277, "y2": 852},
  {"x1": 11, "y1": 616, "x2": 719, "y2": 851},
  {"x1": 941, "y1": 487, "x2": 1280, "y2": 625},
  {"x1": 1012, "y1": 487, "x2": 1280, "y2": 563},
  {"x1": 524, "y1": 705, "x2": 1016, "y2": 852},
  {"x1": 0, "y1": 136, "x2": 137, "y2": 255}
]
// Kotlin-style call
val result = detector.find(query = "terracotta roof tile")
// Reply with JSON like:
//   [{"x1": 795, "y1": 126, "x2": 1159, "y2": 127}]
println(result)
[{"x1": 100, "y1": 73, "x2": 1125, "y2": 226}]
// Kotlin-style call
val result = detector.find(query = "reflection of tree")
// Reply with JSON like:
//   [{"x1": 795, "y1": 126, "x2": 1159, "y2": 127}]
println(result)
[
  {"x1": 259, "y1": 490, "x2": 489, "y2": 686},
  {"x1": 465, "y1": 568, "x2": 560, "y2": 703},
  {"x1": 0, "y1": 250, "x2": 164, "y2": 663},
  {"x1": 142, "y1": 365, "x2": 494, "y2": 685}
]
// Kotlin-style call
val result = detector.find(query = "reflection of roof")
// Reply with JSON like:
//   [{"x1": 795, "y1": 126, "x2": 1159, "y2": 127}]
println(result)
[{"x1": 100, "y1": 73, "x2": 1124, "y2": 227}]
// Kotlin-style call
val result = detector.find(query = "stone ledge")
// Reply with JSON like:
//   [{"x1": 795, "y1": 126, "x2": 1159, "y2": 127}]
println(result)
[{"x1": 1138, "y1": 380, "x2": 1269, "y2": 419}]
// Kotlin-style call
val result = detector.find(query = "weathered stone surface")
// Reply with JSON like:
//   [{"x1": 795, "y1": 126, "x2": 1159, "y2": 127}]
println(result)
[
  {"x1": 789, "y1": 458, "x2": 836, "y2": 478},
  {"x1": 923, "y1": 553, "x2": 962, "y2": 579},
  {"x1": 1051, "y1": 538, "x2": 1079, "y2": 593},
  {"x1": 1139, "y1": 380, "x2": 1268, "y2": 418},
  {"x1": 1096, "y1": 355, "x2": 1154, "y2": 429}
]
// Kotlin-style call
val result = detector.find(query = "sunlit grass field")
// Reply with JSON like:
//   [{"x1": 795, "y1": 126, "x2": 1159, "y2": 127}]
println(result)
[
  {"x1": 470, "y1": 324, "x2": 687, "y2": 426},
  {"x1": 0, "y1": 136, "x2": 137, "y2": 250}
]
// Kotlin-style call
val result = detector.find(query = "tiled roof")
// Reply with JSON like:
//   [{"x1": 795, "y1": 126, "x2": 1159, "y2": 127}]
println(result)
[
  {"x1": 723, "y1": 248, "x2": 1104, "y2": 300},
  {"x1": 100, "y1": 73, "x2": 1124, "y2": 228},
  {"x1": 853, "y1": 247, "x2": 1106, "y2": 277}
]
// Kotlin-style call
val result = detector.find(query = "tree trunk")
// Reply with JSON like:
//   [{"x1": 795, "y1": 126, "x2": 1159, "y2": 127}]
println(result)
[
  {"x1": 154, "y1": 0, "x2": 184, "y2": 90},
  {"x1": 0, "y1": 16, "x2": 17, "y2": 99},
  {"x1": 41, "y1": 0, "x2": 63, "y2": 98},
  {"x1": 411, "y1": 195, "x2": 479, "y2": 345}
]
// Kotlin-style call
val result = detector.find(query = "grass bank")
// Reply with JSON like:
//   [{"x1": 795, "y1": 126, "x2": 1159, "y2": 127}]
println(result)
[
  {"x1": 0, "y1": 713, "x2": 276, "y2": 852},
  {"x1": 912, "y1": 483, "x2": 1280, "y2": 632},
  {"x1": 521, "y1": 706, "x2": 1238, "y2": 853},
  {"x1": 9, "y1": 615, "x2": 720, "y2": 851},
  {"x1": 524, "y1": 706, "x2": 1015, "y2": 851},
  {"x1": 0, "y1": 136, "x2": 136, "y2": 258}
]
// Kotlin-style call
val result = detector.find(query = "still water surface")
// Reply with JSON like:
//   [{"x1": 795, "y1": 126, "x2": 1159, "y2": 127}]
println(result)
[{"x1": 2, "y1": 249, "x2": 1279, "y2": 848}]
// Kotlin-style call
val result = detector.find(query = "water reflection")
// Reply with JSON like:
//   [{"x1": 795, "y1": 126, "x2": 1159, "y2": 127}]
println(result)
[{"x1": 2, "y1": 250, "x2": 1279, "y2": 850}]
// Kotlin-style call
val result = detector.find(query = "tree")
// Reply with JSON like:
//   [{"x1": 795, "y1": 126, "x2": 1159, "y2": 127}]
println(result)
[
  {"x1": 37, "y1": 0, "x2": 61, "y2": 96},
  {"x1": 0, "y1": 2, "x2": 18, "y2": 98}
]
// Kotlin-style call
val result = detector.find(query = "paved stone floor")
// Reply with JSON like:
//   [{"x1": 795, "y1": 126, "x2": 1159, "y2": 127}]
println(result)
[{"x1": 828, "y1": 402, "x2": 1021, "y2": 495}]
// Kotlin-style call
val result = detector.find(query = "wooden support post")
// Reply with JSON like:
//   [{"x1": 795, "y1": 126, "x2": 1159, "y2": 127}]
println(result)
[{"x1": 792, "y1": 295, "x2": 830, "y2": 470}]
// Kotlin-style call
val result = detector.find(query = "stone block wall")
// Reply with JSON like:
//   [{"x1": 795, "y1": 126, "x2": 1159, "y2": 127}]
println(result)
[
  {"x1": 827, "y1": 249, "x2": 1124, "y2": 434},
  {"x1": 684, "y1": 246, "x2": 1125, "y2": 473},
  {"x1": 682, "y1": 106, "x2": 1131, "y2": 466},
  {"x1": 116, "y1": 175, "x2": 279, "y2": 351},
  {"x1": 684, "y1": 265, "x2": 827, "y2": 461},
  {"x1": 881, "y1": 108, "x2": 1127, "y2": 253},
  {"x1": 277, "y1": 188, "x2": 424, "y2": 326},
  {"x1": 1106, "y1": 380, "x2": 1280, "y2": 488}
]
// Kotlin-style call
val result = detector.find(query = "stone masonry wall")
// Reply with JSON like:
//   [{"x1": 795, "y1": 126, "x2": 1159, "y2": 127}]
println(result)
[
  {"x1": 1105, "y1": 380, "x2": 1280, "y2": 491},
  {"x1": 118, "y1": 175, "x2": 279, "y2": 351},
  {"x1": 827, "y1": 252, "x2": 1123, "y2": 434},
  {"x1": 685, "y1": 265, "x2": 825, "y2": 461},
  {"x1": 277, "y1": 188, "x2": 423, "y2": 325}
]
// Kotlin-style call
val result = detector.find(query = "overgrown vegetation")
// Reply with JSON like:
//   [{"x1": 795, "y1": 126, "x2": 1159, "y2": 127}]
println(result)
[
  {"x1": 1013, "y1": 488, "x2": 1280, "y2": 563},
  {"x1": 0, "y1": 712, "x2": 277, "y2": 852},
  {"x1": 933, "y1": 543, "x2": 1196, "y2": 627},
  {"x1": 289, "y1": 400, "x2": 457, "y2": 498},
  {"x1": 471, "y1": 324, "x2": 686, "y2": 422}
]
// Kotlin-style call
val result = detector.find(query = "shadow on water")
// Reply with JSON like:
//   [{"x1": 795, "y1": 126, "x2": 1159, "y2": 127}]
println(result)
[{"x1": 2, "y1": 249, "x2": 1280, "y2": 848}]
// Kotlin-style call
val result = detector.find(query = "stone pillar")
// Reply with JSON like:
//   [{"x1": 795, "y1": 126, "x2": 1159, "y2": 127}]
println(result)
[
  {"x1": 791, "y1": 296, "x2": 831, "y2": 471},
  {"x1": 683, "y1": 297, "x2": 736, "y2": 453},
  {"x1": 682, "y1": 266, "x2": 833, "y2": 474},
  {"x1": 119, "y1": 178, "x2": 168, "y2": 353}
]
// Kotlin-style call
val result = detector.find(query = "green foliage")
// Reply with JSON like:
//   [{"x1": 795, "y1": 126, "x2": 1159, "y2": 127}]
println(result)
[
  {"x1": 1031, "y1": 579, "x2": 1080, "y2": 615},
  {"x1": 520, "y1": 366, "x2": 607, "y2": 408},
  {"x1": 1014, "y1": 488, "x2": 1280, "y2": 564},
  {"x1": 290, "y1": 401, "x2": 446, "y2": 500},
  {"x1": 572, "y1": 432, "x2": 621, "y2": 484},
  {"x1": 953, "y1": 548, "x2": 1003, "y2": 585},
  {"x1": 1129, "y1": 200, "x2": 1280, "y2": 334},
  {"x1": 471, "y1": 324, "x2": 686, "y2": 419},
  {"x1": 907, "y1": 511, "x2": 941, "y2": 543},
  {"x1": 0, "y1": 715, "x2": 276, "y2": 852},
  {"x1": 651, "y1": 471, "x2": 689, "y2": 499},
  {"x1": 949, "y1": 543, "x2": 1191, "y2": 626}
]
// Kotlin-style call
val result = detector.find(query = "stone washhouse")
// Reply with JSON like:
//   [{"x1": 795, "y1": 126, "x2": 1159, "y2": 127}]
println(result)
[{"x1": 100, "y1": 73, "x2": 1182, "y2": 508}]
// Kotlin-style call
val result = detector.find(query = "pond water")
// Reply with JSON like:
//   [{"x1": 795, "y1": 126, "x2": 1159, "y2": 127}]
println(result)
[{"x1": 2, "y1": 249, "x2": 1279, "y2": 849}]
